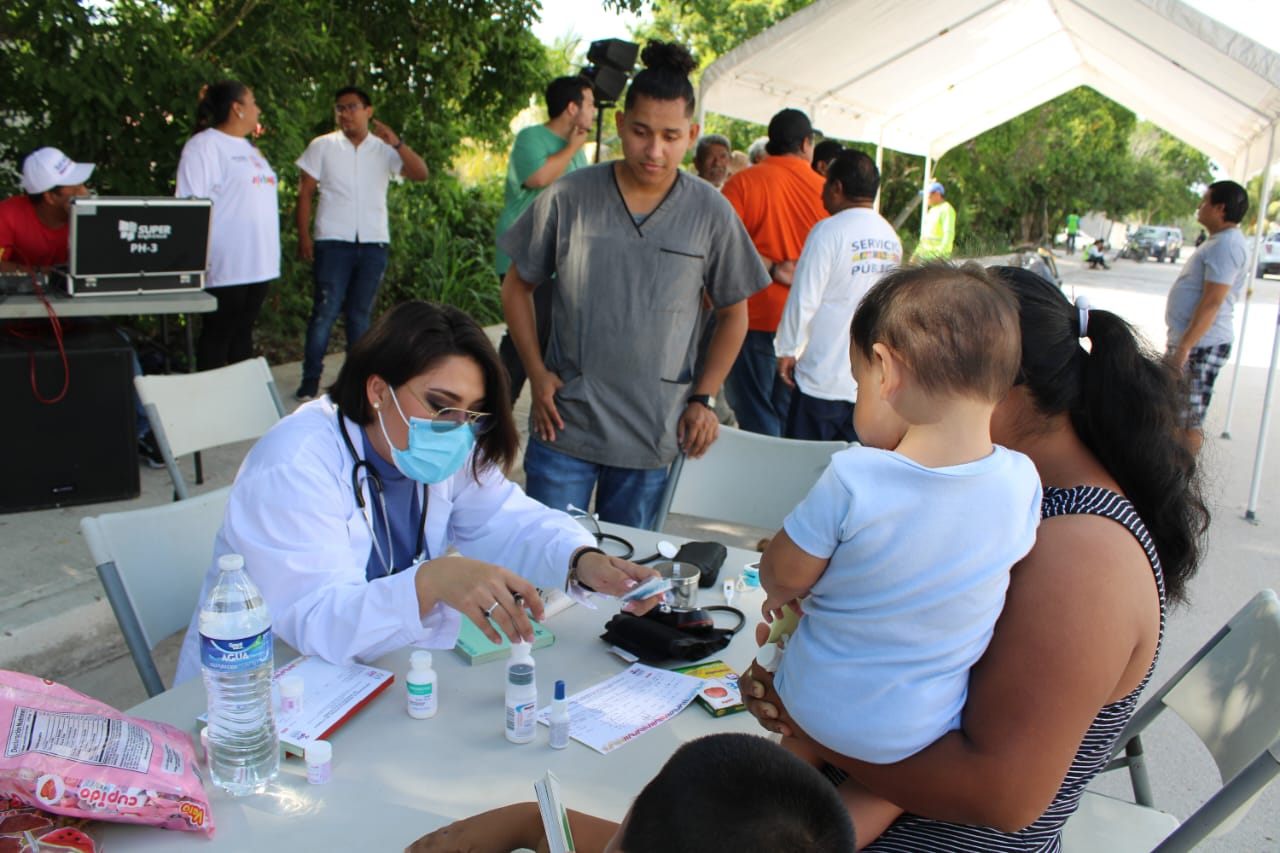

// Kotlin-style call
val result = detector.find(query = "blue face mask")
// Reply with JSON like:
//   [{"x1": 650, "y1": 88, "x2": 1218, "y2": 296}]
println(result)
[{"x1": 376, "y1": 389, "x2": 476, "y2": 484}]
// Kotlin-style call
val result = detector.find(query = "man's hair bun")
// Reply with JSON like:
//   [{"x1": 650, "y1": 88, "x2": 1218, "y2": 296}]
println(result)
[{"x1": 641, "y1": 41, "x2": 697, "y2": 77}]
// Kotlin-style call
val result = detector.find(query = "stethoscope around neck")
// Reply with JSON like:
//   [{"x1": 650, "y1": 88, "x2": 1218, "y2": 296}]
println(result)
[{"x1": 338, "y1": 409, "x2": 427, "y2": 577}]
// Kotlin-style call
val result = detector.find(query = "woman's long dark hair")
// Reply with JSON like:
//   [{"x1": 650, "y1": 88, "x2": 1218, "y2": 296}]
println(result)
[
  {"x1": 329, "y1": 301, "x2": 518, "y2": 479},
  {"x1": 993, "y1": 267, "x2": 1208, "y2": 603}
]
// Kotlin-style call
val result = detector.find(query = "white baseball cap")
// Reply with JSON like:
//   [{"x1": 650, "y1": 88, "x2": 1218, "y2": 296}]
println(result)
[{"x1": 21, "y1": 147, "x2": 95, "y2": 194}]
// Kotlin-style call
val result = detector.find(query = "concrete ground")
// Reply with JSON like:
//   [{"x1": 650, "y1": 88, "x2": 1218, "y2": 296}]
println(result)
[{"x1": 2, "y1": 254, "x2": 1278, "y2": 849}]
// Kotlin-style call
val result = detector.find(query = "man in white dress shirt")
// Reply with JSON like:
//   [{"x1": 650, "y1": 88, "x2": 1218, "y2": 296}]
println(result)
[{"x1": 294, "y1": 86, "x2": 429, "y2": 400}]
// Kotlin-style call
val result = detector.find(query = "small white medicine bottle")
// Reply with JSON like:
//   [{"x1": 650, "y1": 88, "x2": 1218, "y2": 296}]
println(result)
[
  {"x1": 407, "y1": 650, "x2": 438, "y2": 719},
  {"x1": 549, "y1": 679, "x2": 570, "y2": 749},
  {"x1": 505, "y1": 641, "x2": 537, "y2": 744}
]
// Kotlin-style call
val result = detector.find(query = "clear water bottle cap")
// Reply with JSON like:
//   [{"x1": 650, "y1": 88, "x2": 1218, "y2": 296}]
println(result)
[
  {"x1": 411, "y1": 650, "x2": 433, "y2": 670},
  {"x1": 217, "y1": 553, "x2": 245, "y2": 572}
]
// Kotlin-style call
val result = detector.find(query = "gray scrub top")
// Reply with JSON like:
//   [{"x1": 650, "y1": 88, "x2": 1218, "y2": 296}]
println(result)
[
  {"x1": 500, "y1": 163, "x2": 769, "y2": 469},
  {"x1": 1165, "y1": 226, "x2": 1249, "y2": 349}
]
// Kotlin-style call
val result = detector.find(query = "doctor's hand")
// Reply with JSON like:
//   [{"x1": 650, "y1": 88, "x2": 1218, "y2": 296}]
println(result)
[
  {"x1": 529, "y1": 367, "x2": 565, "y2": 442},
  {"x1": 573, "y1": 551, "x2": 663, "y2": 616},
  {"x1": 413, "y1": 556, "x2": 544, "y2": 646}
]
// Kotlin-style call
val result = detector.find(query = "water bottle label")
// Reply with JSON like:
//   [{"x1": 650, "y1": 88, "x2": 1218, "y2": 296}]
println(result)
[{"x1": 200, "y1": 628, "x2": 273, "y2": 673}]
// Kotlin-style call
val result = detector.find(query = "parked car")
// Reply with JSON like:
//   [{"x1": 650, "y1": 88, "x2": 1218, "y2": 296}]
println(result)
[
  {"x1": 1259, "y1": 231, "x2": 1280, "y2": 278},
  {"x1": 1127, "y1": 226, "x2": 1184, "y2": 262}
]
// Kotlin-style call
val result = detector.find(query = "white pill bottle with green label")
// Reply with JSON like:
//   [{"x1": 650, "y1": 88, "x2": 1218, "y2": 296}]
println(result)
[{"x1": 407, "y1": 650, "x2": 438, "y2": 719}]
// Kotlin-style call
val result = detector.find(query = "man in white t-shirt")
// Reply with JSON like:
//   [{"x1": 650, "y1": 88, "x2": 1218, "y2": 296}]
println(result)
[
  {"x1": 294, "y1": 86, "x2": 429, "y2": 400},
  {"x1": 776, "y1": 150, "x2": 901, "y2": 441},
  {"x1": 1164, "y1": 179, "x2": 1251, "y2": 454}
]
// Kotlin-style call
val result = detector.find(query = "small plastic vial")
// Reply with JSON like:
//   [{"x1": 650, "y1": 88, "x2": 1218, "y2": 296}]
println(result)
[
  {"x1": 407, "y1": 650, "x2": 438, "y2": 719},
  {"x1": 505, "y1": 663, "x2": 537, "y2": 744},
  {"x1": 279, "y1": 674, "x2": 304, "y2": 715},
  {"x1": 305, "y1": 740, "x2": 332, "y2": 785},
  {"x1": 549, "y1": 680, "x2": 570, "y2": 749}
]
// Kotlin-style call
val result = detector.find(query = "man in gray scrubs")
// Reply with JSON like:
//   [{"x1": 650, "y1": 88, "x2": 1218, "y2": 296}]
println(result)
[
  {"x1": 1165, "y1": 179, "x2": 1250, "y2": 454},
  {"x1": 501, "y1": 41, "x2": 768, "y2": 530}
]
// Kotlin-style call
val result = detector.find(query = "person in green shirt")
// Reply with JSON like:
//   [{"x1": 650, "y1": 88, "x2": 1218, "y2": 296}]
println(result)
[
  {"x1": 1065, "y1": 212, "x2": 1081, "y2": 252},
  {"x1": 495, "y1": 76, "x2": 596, "y2": 401},
  {"x1": 910, "y1": 181, "x2": 955, "y2": 262}
]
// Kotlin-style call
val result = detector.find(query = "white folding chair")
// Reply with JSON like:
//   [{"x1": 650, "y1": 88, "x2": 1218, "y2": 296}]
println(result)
[
  {"x1": 135, "y1": 357, "x2": 284, "y2": 499},
  {"x1": 1062, "y1": 589, "x2": 1280, "y2": 852},
  {"x1": 652, "y1": 425, "x2": 848, "y2": 532},
  {"x1": 81, "y1": 486, "x2": 231, "y2": 697}
]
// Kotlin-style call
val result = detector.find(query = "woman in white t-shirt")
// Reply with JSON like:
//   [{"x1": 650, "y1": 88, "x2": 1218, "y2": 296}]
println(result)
[{"x1": 177, "y1": 80, "x2": 280, "y2": 370}]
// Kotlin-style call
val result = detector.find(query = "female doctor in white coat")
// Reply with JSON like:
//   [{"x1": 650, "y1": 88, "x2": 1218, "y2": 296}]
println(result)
[{"x1": 175, "y1": 301, "x2": 657, "y2": 681}]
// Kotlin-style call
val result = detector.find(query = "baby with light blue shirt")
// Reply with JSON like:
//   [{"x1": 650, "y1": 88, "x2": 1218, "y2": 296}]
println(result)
[{"x1": 760, "y1": 262, "x2": 1042, "y2": 845}]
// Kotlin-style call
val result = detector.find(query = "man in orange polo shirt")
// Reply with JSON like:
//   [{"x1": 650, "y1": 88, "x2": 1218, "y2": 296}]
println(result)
[{"x1": 720, "y1": 108, "x2": 827, "y2": 436}]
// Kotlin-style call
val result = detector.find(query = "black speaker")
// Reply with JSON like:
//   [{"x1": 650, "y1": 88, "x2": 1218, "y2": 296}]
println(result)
[
  {"x1": 587, "y1": 38, "x2": 638, "y2": 72},
  {"x1": 0, "y1": 318, "x2": 139, "y2": 512},
  {"x1": 581, "y1": 65, "x2": 630, "y2": 104}
]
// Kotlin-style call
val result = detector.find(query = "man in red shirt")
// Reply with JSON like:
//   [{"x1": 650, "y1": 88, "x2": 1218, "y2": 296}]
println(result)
[
  {"x1": 720, "y1": 109, "x2": 827, "y2": 436},
  {"x1": 0, "y1": 147, "x2": 93, "y2": 270}
]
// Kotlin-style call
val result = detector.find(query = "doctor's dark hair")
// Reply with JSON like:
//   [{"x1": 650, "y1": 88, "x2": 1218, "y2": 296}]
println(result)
[
  {"x1": 623, "y1": 41, "x2": 697, "y2": 116},
  {"x1": 851, "y1": 262, "x2": 1021, "y2": 403},
  {"x1": 194, "y1": 80, "x2": 249, "y2": 133},
  {"x1": 990, "y1": 266, "x2": 1208, "y2": 604},
  {"x1": 329, "y1": 301, "x2": 518, "y2": 477},
  {"x1": 619, "y1": 734, "x2": 856, "y2": 853}
]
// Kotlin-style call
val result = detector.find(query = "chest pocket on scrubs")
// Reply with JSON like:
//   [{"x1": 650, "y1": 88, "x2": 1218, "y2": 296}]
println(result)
[{"x1": 647, "y1": 245, "x2": 708, "y2": 384}]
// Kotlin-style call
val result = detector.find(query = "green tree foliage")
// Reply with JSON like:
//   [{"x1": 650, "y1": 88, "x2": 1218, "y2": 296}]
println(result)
[{"x1": 1, "y1": 0, "x2": 552, "y2": 358}]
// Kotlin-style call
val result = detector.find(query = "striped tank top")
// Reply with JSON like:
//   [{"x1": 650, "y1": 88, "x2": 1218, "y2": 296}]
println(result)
[{"x1": 864, "y1": 485, "x2": 1167, "y2": 853}]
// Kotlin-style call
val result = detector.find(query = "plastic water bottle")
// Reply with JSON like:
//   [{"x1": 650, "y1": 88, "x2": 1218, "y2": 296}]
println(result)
[{"x1": 199, "y1": 553, "x2": 279, "y2": 796}]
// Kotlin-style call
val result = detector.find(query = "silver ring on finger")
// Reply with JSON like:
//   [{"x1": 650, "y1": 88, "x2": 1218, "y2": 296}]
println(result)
[{"x1": 484, "y1": 602, "x2": 500, "y2": 617}]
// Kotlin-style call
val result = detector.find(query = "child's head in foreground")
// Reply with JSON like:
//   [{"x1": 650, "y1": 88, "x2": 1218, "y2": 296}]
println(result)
[
  {"x1": 848, "y1": 262, "x2": 1022, "y2": 448},
  {"x1": 608, "y1": 733, "x2": 857, "y2": 853}
]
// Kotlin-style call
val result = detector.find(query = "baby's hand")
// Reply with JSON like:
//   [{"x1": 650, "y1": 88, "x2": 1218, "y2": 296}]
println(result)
[{"x1": 762, "y1": 596, "x2": 804, "y2": 625}]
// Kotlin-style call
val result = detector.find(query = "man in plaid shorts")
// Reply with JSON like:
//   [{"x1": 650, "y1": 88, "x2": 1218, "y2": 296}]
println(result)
[{"x1": 1165, "y1": 180, "x2": 1251, "y2": 454}]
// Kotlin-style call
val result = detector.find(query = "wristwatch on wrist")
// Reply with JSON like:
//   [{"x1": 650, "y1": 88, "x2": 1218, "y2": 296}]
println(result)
[
  {"x1": 687, "y1": 393, "x2": 715, "y2": 409},
  {"x1": 393, "y1": 139, "x2": 404, "y2": 150}
]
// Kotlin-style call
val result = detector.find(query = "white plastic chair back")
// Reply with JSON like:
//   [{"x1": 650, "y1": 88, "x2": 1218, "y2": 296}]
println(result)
[
  {"x1": 135, "y1": 357, "x2": 284, "y2": 498},
  {"x1": 81, "y1": 486, "x2": 230, "y2": 696},
  {"x1": 659, "y1": 426, "x2": 847, "y2": 532}
]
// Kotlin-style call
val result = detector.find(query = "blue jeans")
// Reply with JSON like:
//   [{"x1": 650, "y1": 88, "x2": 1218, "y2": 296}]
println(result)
[
  {"x1": 301, "y1": 240, "x2": 389, "y2": 383},
  {"x1": 724, "y1": 330, "x2": 792, "y2": 437},
  {"x1": 523, "y1": 439, "x2": 670, "y2": 530}
]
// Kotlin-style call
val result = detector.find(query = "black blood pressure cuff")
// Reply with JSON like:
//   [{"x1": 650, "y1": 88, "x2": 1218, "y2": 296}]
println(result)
[
  {"x1": 600, "y1": 607, "x2": 742, "y2": 665},
  {"x1": 672, "y1": 541, "x2": 727, "y2": 588}
]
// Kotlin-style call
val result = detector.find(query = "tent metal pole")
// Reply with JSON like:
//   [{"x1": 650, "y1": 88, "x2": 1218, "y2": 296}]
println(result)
[
  {"x1": 1245, "y1": 126, "x2": 1280, "y2": 520},
  {"x1": 1221, "y1": 137, "x2": 1262, "y2": 438}
]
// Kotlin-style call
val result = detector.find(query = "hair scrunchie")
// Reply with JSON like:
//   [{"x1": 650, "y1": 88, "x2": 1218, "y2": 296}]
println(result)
[{"x1": 1075, "y1": 294, "x2": 1091, "y2": 339}]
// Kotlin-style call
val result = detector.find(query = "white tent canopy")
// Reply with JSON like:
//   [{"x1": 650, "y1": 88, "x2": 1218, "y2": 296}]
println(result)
[
  {"x1": 700, "y1": 0, "x2": 1280, "y2": 518},
  {"x1": 699, "y1": 0, "x2": 1280, "y2": 179}
]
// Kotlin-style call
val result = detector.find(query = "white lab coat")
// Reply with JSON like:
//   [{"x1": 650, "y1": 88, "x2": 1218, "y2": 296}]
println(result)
[{"x1": 175, "y1": 397, "x2": 594, "y2": 683}]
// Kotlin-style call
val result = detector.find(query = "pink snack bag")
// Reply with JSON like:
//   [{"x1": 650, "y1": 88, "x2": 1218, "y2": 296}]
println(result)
[{"x1": 0, "y1": 670, "x2": 214, "y2": 836}]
